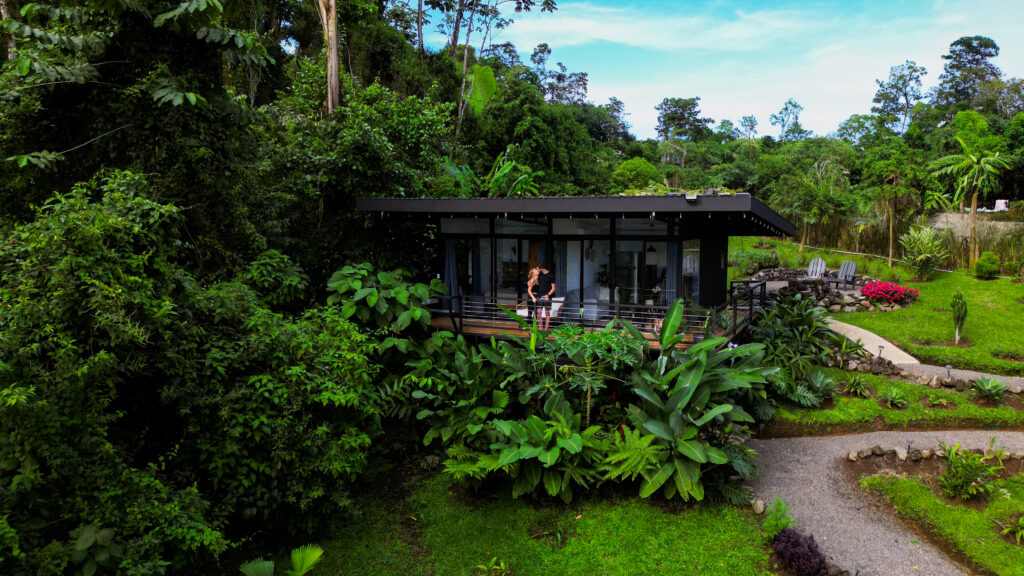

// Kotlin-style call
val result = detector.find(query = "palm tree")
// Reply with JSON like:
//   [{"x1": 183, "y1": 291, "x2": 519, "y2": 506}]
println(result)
[{"x1": 930, "y1": 138, "x2": 1010, "y2": 266}]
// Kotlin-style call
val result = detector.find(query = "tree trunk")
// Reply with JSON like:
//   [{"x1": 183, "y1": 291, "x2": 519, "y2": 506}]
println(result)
[
  {"x1": 449, "y1": 0, "x2": 464, "y2": 59},
  {"x1": 888, "y1": 197, "x2": 895, "y2": 268},
  {"x1": 969, "y1": 191, "x2": 979, "y2": 267},
  {"x1": 0, "y1": 0, "x2": 17, "y2": 59},
  {"x1": 316, "y1": 0, "x2": 340, "y2": 113},
  {"x1": 454, "y1": 0, "x2": 478, "y2": 142},
  {"x1": 417, "y1": 0, "x2": 424, "y2": 65},
  {"x1": 585, "y1": 387, "x2": 592, "y2": 428},
  {"x1": 798, "y1": 223, "x2": 807, "y2": 253}
]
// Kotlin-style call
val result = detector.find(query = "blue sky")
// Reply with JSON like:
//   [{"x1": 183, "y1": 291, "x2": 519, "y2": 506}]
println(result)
[{"x1": 431, "y1": 0, "x2": 1024, "y2": 139}]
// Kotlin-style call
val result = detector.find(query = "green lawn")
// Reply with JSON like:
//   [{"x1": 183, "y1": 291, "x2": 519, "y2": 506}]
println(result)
[
  {"x1": 728, "y1": 238, "x2": 916, "y2": 283},
  {"x1": 861, "y1": 472, "x2": 1024, "y2": 576},
  {"x1": 768, "y1": 370, "x2": 1024, "y2": 435},
  {"x1": 833, "y1": 270, "x2": 1024, "y2": 375},
  {"x1": 321, "y1": 474, "x2": 776, "y2": 576}
]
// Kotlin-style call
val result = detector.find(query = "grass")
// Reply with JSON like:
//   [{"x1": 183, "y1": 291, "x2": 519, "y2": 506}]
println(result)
[
  {"x1": 768, "y1": 369, "x2": 1024, "y2": 435},
  {"x1": 320, "y1": 474, "x2": 776, "y2": 575},
  {"x1": 729, "y1": 239, "x2": 1024, "y2": 375},
  {"x1": 833, "y1": 269, "x2": 1024, "y2": 375},
  {"x1": 861, "y1": 472, "x2": 1024, "y2": 576}
]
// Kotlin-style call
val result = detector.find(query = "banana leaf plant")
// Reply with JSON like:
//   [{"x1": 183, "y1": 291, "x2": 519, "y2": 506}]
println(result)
[{"x1": 627, "y1": 308, "x2": 776, "y2": 500}]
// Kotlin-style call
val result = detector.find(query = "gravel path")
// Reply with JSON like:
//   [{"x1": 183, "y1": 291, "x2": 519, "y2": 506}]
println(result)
[{"x1": 747, "y1": 430, "x2": 1024, "y2": 576}]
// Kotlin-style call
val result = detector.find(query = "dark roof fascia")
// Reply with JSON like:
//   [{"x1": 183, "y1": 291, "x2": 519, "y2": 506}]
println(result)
[{"x1": 356, "y1": 194, "x2": 796, "y2": 236}]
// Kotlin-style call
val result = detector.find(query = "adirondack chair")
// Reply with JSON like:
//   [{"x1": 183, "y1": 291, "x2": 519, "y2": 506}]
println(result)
[
  {"x1": 805, "y1": 257, "x2": 826, "y2": 279},
  {"x1": 828, "y1": 260, "x2": 858, "y2": 289}
]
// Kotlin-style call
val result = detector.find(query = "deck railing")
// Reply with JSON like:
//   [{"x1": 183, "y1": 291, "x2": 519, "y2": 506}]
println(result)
[{"x1": 428, "y1": 279, "x2": 768, "y2": 344}]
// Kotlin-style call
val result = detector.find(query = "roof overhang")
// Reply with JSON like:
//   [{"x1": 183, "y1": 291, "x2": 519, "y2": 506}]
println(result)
[{"x1": 355, "y1": 194, "x2": 796, "y2": 237}]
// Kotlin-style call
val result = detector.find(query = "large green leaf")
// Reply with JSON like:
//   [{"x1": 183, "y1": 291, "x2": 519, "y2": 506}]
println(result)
[
  {"x1": 633, "y1": 387, "x2": 666, "y2": 412},
  {"x1": 643, "y1": 419, "x2": 675, "y2": 442},
  {"x1": 639, "y1": 461, "x2": 676, "y2": 498},
  {"x1": 513, "y1": 461, "x2": 542, "y2": 498},
  {"x1": 659, "y1": 299, "x2": 683, "y2": 349},
  {"x1": 498, "y1": 447, "x2": 521, "y2": 467},
  {"x1": 538, "y1": 445, "x2": 561, "y2": 467},
  {"x1": 524, "y1": 415, "x2": 547, "y2": 445},
  {"x1": 691, "y1": 404, "x2": 733, "y2": 426},
  {"x1": 556, "y1": 433, "x2": 583, "y2": 454},
  {"x1": 671, "y1": 359, "x2": 705, "y2": 396},
  {"x1": 676, "y1": 439, "x2": 707, "y2": 463},
  {"x1": 542, "y1": 470, "x2": 562, "y2": 497},
  {"x1": 706, "y1": 446, "x2": 729, "y2": 464}
]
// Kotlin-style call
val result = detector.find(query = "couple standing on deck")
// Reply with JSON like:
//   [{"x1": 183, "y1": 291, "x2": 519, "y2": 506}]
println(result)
[{"x1": 527, "y1": 264, "x2": 556, "y2": 330}]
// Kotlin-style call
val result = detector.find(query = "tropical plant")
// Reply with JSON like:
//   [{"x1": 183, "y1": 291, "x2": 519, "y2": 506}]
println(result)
[
  {"x1": 475, "y1": 556, "x2": 512, "y2": 576},
  {"x1": 326, "y1": 262, "x2": 447, "y2": 333},
  {"x1": 611, "y1": 157, "x2": 661, "y2": 191},
  {"x1": 842, "y1": 375, "x2": 871, "y2": 398},
  {"x1": 878, "y1": 386, "x2": 908, "y2": 408},
  {"x1": 974, "y1": 251, "x2": 1000, "y2": 279},
  {"x1": 972, "y1": 377, "x2": 1008, "y2": 403},
  {"x1": 899, "y1": 226, "x2": 948, "y2": 281},
  {"x1": 930, "y1": 137, "x2": 1011, "y2": 266},
  {"x1": 951, "y1": 289, "x2": 968, "y2": 344},
  {"x1": 444, "y1": 150, "x2": 545, "y2": 197},
  {"x1": 1002, "y1": 513, "x2": 1024, "y2": 545},
  {"x1": 731, "y1": 250, "x2": 780, "y2": 276},
  {"x1": 762, "y1": 499, "x2": 798, "y2": 539},
  {"x1": 240, "y1": 544, "x2": 324, "y2": 576},
  {"x1": 939, "y1": 441, "x2": 1002, "y2": 500}
]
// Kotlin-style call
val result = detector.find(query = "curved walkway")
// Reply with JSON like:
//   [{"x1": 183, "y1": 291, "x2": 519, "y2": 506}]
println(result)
[
  {"x1": 748, "y1": 431, "x2": 1024, "y2": 576},
  {"x1": 827, "y1": 318, "x2": 1024, "y2": 393}
]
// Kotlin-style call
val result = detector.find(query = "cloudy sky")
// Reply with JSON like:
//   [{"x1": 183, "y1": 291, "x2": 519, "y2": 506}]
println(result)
[{"x1": 434, "y1": 0, "x2": 1024, "y2": 139}]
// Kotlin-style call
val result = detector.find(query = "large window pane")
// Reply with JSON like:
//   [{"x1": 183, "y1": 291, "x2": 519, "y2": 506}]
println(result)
[
  {"x1": 581, "y1": 240, "x2": 611, "y2": 321},
  {"x1": 616, "y1": 240, "x2": 643, "y2": 305},
  {"x1": 495, "y1": 217, "x2": 546, "y2": 235},
  {"x1": 643, "y1": 241, "x2": 668, "y2": 305},
  {"x1": 681, "y1": 239, "x2": 700, "y2": 303},
  {"x1": 495, "y1": 239, "x2": 520, "y2": 304},
  {"x1": 553, "y1": 217, "x2": 610, "y2": 235},
  {"x1": 440, "y1": 218, "x2": 489, "y2": 234}
]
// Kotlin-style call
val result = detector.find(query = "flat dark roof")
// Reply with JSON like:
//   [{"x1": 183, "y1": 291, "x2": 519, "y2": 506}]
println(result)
[{"x1": 355, "y1": 194, "x2": 796, "y2": 237}]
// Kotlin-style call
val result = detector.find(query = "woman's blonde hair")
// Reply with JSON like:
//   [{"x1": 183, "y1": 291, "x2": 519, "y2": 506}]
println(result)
[{"x1": 527, "y1": 267, "x2": 539, "y2": 287}]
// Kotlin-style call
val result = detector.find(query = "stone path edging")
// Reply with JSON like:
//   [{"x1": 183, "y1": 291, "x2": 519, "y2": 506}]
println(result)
[
  {"x1": 748, "y1": 430, "x2": 1024, "y2": 576},
  {"x1": 827, "y1": 317, "x2": 1024, "y2": 393}
]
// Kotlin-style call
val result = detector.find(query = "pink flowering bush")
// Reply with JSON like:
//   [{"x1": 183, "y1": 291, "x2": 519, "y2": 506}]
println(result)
[{"x1": 860, "y1": 281, "x2": 919, "y2": 305}]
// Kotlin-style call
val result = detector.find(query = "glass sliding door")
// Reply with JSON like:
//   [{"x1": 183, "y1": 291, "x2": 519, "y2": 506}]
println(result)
[
  {"x1": 681, "y1": 239, "x2": 700, "y2": 303},
  {"x1": 581, "y1": 239, "x2": 611, "y2": 323},
  {"x1": 615, "y1": 240, "x2": 643, "y2": 306}
]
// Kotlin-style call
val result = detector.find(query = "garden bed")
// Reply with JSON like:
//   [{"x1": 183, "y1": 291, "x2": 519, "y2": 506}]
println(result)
[
  {"x1": 860, "y1": 471, "x2": 1024, "y2": 576},
  {"x1": 763, "y1": 371, "x2": 1024, "y2": 438}
]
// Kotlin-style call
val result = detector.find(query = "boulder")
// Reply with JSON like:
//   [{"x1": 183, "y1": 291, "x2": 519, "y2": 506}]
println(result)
[
  {"x1": 829, "y1": 305, "x2": 841, "y2": 313},
  {"x1": 847, "y1": 451, "x2": 859, "y2": 462},
  {"x1": 921, "y1": 449, "x2": 933, "y2": 459},
  {"x1": 858, "y1": 449, "x2": 872, "y2": 459},
  {"x1": 871, "y1": 445, "x2": 884, "y2": 456},
  {"x1": 751, "y1": 499, "x2": 765, "y2": 514},
  {"x1": 895, "y1": 447, "x2": 908, "y2": 461},
  {"x1": 910, "y1": 450, "x2": 923, "y2": 462},
  {"x1": 859, "y1": 300, "x2": 871, "y2": 308}
]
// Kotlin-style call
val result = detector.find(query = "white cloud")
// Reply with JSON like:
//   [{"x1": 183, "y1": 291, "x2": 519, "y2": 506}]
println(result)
[{"x1": 490, "y1": 0, "x2": 1024, "y2": 139}]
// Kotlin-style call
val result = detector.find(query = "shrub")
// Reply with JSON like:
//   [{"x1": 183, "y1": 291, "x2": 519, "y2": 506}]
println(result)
[
  {"x1": 900, "y1": 226, "x2": 949, "y2": 281},
  {"x1": 971, "y1": 377, "x2": 1007, "y2": 403},
  {"x1": 771, "y1": 529, "x2": 828, "y2": 576},
  {"x1": 0, "y1": 173, "x2": 382, "y2": 574},
  {"x1": 951, "y1": 289, "x2": 968, "y2": 344},
  {"x1": 939, "y1": 441, "x2": 1002, "y2": 500},
  {"x1": 732, "y1": 250, "x2": 780, "y2": 276},
  {"x1": 611, "y1": 157, "x2": 661, "y2": 191},
  {"x1": 842, "y1": 375, "x2": 871, "y2": 398},
  {"x1": 1003, "y1": 260, "x2": 1021, "y2": 277},
  {"x1": 860, "y1": 280, "x2": 919, "y2": 305},
  {"x1": 763, "y1": 499, "x2": 798, "y2": 539},
  {"x1": 975, "y1": 252, "x2": 1000, "y2": 279},
  {"x1": 878, "y1": 386, "x2": 908, "y2": 408}
]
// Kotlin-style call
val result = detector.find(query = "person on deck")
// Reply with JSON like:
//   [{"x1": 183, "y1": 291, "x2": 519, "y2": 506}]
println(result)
[{"x1": 529, "y1": 263, "x2": 556, "y2": 330}]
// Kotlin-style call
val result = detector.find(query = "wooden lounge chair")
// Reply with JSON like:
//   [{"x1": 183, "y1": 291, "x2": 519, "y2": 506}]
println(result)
[
  {"x1": 828, "y1": 260, "x2": 857, "y2": 289},
  {"x1": 805, "y1": 257, "x2": 826, "y2": 279}
]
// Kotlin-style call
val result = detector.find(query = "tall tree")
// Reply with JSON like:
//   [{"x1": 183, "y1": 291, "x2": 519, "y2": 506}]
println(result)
[
  {"x1": 872, "y1": 60, "x2": 927, "y2": 134},
  {"x1": 740, "y1": 115, "x2": 758, "y2": 139},
  {"x1": 655, "y1": 97, "x2": 713, "y2": 141},
  {"x1": 770, "y1": 158, "x2": 850, "y2": 252},
  {"x1": 934, "y1": 36, "x2": 1001, "y2": 110},
  {"x1": 770, "y1": 99, "x2": 810, "y2": 141},
  {"x1": 931, "y1": 138, "x2": 1010, "y2": 266},
  {"x1": 0, "y1": 0, "x2": 16, "y2": 59},
  {"x1": 316, "y1": 0, "x2": 341, "y2": 112},
  {"x1": 863, "y1": 138, "x2": 930, "y2": 267}
]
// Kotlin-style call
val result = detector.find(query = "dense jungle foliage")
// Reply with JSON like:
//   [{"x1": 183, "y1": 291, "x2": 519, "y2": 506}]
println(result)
[{"x1": 1, "y1": 0, "x2": 1024, "y2": 573}]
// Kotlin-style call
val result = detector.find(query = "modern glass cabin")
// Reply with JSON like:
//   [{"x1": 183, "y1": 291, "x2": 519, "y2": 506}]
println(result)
[{"x1": 356, "y1": 193, "x2": 795, "y2": 346}]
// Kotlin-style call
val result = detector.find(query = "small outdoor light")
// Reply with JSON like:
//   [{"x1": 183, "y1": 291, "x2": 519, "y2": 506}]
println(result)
[
  {"x1": 685, "y1": 192, "x2": 698, "y2": 201},
  {"x1": 878, "y1": 344, "x2": 884, "y2": 358},
  {"x1": 945, "y1": 364, "x2": 952, "y2": 379}
]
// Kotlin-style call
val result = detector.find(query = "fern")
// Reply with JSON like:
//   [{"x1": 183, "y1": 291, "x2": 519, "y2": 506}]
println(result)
[{"x1": 600, "y1": 427, "x2": 665, "y2": 482}]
